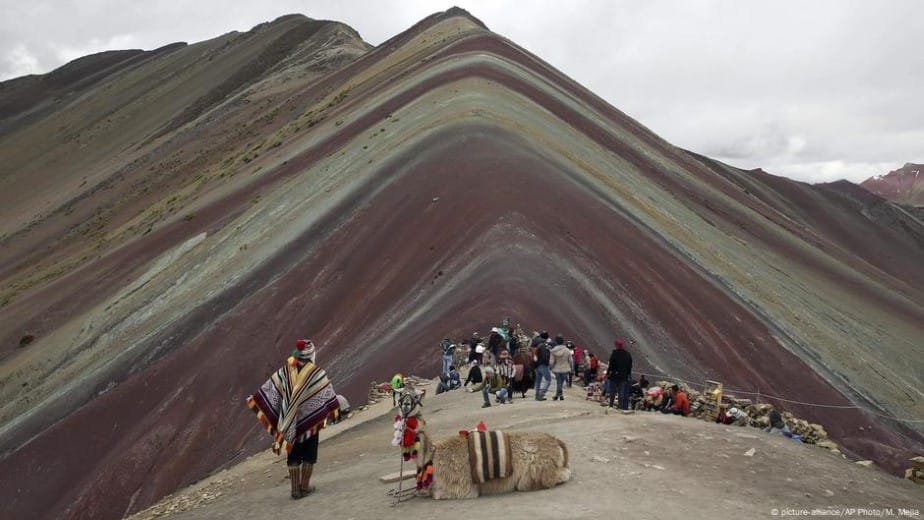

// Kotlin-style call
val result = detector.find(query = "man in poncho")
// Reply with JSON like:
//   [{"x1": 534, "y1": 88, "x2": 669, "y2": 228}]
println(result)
[{"x1": 247, "y1": 339, "x2": 340, "y2": 499}]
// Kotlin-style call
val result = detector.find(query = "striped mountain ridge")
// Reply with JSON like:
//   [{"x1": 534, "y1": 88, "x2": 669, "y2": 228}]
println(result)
[{"x1": 0, "y1": 7, "x2": 921, "y2": 520}]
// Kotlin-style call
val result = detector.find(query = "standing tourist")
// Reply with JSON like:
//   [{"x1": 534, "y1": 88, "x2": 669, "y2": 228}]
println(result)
[{"x1": 247, "y1": 339, "x2": 340, "y2": 499}]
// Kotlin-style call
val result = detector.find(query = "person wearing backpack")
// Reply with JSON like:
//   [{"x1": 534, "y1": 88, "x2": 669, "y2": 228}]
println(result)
[{"x1": 533, "y1": 339, "x2": 552, "y2": 401}]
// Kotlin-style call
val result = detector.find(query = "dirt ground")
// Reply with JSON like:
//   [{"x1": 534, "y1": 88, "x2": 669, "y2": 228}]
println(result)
[{"x1": 128, "y1": 381, "x2": 922, "y2": 520}]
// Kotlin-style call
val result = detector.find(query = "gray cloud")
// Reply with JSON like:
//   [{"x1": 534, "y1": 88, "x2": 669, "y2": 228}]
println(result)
[{"x1": 1, "y1": 0, "x2": 921, "y2": 184}]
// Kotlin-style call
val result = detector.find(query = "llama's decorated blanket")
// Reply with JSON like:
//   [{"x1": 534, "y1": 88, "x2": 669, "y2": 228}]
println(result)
[
  {"x1": 246, "y1": 360, "x2": 340, "y2": 454},
  {"x1": 467, "y1": 430, "x2": 512, "y2": 483}
]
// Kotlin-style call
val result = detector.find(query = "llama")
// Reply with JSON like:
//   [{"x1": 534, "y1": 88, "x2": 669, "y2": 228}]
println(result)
[{"x1": 394, "y1": 387, "x2": 571, "y2": 499}]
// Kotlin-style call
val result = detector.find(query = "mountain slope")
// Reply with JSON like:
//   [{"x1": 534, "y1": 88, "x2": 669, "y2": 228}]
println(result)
[
  {"x1": 0, "y1": 8, "x2": 921, "y2": 520},
  {"x1": 861, "y1": 163, "x2": 924, "y2": 207}
]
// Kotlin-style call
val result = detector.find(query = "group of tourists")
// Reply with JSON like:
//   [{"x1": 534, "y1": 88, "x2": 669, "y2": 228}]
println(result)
[
  {"x1": 433, "y1": 321, "x2": 709, "y2": 419},
  {"x1": 433, "y1": 319, "x2": 647, "y2": 413}
]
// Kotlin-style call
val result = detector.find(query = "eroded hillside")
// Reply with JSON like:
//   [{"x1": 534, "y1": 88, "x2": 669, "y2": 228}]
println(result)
[{"x1": 0, "y1": 7, "x2": 921, "y2": 520}]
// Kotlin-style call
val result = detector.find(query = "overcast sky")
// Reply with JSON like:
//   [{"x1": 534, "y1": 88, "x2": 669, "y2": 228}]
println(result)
[{"x1": 2, "y1": 0, "x2": 921, "y2": 183}]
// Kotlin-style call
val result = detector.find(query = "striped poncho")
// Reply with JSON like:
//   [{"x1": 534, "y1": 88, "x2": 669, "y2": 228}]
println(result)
[{"x1": 247, "y1": 358, "x2": 340, "y2": 454}]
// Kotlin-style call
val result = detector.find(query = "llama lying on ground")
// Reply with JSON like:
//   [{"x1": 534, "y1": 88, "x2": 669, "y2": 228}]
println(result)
[
  {"x1": 421, "y1": 429, "x2": 571, "y2": 499},
  {"x1": 393, "y1": 387, "x2": 571, "y2": 499}
]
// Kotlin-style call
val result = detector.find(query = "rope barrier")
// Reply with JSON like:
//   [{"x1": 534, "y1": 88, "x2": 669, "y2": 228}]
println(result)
[{"x1": 637, "y1": 370, "x2": 924, "y2": 424}]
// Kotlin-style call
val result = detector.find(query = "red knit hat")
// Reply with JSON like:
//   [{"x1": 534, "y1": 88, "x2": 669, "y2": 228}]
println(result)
[
  {"x1": 293, "y1": 339, "x2": 316, "y2": 361},
  {"x1": 614, "y1": 338, "x2": 625, "y2": 349}
]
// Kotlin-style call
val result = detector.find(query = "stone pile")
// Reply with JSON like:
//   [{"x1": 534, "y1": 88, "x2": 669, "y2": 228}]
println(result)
[
  {"x1": 127, "y1": 478, "x2": 232, "y2": 519},
  {"x1": 653, "y1": 382, "x2": 839, "y2": 455},
  {"x1": 906, "y1": 456, "x2": 924, "y2": 485},
  {"x1": 365, "y1": 375, "x2": 429, "y2": 406}
]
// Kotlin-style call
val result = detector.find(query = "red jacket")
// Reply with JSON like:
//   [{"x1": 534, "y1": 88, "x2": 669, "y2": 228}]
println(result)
[{"x1": 672, "y1": 390, "x2": 690, "y2": 416}]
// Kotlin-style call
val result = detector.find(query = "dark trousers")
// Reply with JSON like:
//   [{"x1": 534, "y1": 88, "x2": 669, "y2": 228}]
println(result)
[
  {"x1": 607, "y1": 379, "x2": 631, "y2": 409},
  {"x1": 618, "y1": 380, "x2": 631, "y2": 410},
  {"x1": 287, "y1": 433, "x2": 319, "y2": 465}
]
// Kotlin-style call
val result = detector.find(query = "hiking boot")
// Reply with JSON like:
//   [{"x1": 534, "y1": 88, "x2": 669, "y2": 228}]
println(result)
[
  {"x1": 536, "y1": 396, "x2": 547, "y2": 401},
  {"x1": 482, "y1": 402, "x2": 491, "y2": 408}
]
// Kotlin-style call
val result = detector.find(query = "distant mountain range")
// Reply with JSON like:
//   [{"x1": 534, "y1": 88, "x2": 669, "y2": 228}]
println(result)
[{"x1": 861, "y1": 163, "x2": 924, "y2": 207}]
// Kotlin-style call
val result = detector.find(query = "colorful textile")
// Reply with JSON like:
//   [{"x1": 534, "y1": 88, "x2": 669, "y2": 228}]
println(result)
[
  {"x1": 247, "y1": 358, "x2": 340, "y2": 454},
  {"x1": 466, "y1": 430, "x2": 512, "y2": 484},
  {"x1": 401, "y1": 416, "x2": 422, "y2": 461},
  {"x1": 416, "y1": 461, "x2": 434, "y2": 490}
]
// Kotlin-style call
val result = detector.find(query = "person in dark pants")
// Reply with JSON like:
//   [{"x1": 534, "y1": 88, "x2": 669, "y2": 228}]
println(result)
[
  {"x1": 247, "y1": 339, "x2": 340, "y2": 499},
  {"x1": 533, "y1": 339, "x2": 552, "y2": 400},
  {"x1": 605, "y1": 338, "x2": 633, "y2": 410}
]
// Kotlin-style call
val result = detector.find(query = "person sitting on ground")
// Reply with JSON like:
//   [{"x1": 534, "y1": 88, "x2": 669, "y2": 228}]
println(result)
[
  {"x1": 585, "y1": 381, "x2": 604, "y2": 402},
  {"x1": 495, "y1": 350, "x2": 516, "y2": 401},
  {"x1": 463, "y1": 360, "x2": 483, "y2": 390},
  {"x1": 765, "y1": 409, "x2": 791, "y2": 435},
  {"x1": 436, "y1": 365, "x2": 462, "y2": 394},
  {"x1": 642, "y1": 384, "x2": 664, "y2": 411},
  {"x1": 662, "y1": 384, "x2": 690, "y2": 416},
  {"x1": 479, "y1": 366, "x2": 510, "y2": 407},
  {"x1": 333, "y1": 394, "x2": 351, "y2": 423},
  {"x1": 726, "y1": 406, "x2": 749, "y2": 426},
  {"x1": 715, "y1": 404, "x2": 734, "y2": 425},
  {"x1": 629, "y1": 375, "x2": 650, "y2": 410}
]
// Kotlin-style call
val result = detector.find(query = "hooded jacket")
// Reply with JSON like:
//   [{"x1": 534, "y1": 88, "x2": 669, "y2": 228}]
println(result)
[{"x1": 549, "y1": 344, "x2": 574, "y2": 374}]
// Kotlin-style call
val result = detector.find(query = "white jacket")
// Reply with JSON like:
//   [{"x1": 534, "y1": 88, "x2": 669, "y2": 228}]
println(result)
[{"x1": 549, "y1": 344, "x2": 573, "y2": 374}]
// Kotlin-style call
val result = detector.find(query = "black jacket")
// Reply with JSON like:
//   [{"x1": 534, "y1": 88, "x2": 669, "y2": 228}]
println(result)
[{"x1": 606, "y1": 349, "x2": 632, "y2": 382}]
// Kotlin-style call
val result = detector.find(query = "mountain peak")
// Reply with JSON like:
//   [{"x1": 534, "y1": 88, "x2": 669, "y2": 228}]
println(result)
[
  {"x1": 442, "y1": 6, "x2": 489, "y2": 28},
  {"x1": 860, "y1": 163, "x2": 924, "y2": 206}
]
